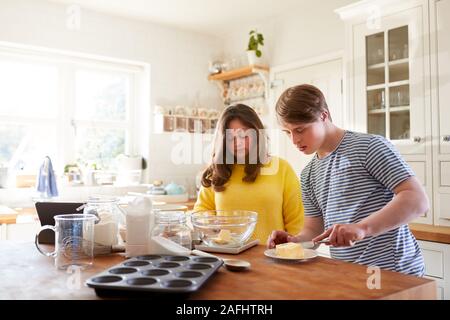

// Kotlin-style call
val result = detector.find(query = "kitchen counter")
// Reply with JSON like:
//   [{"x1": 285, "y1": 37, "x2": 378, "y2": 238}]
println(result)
[
  {"x1": 409, "y1": 223, "x2": 450, "y2": 245},
  {"x1": 0, "y1": 241, "x2": 436, "y2": 300},
  {"x1": 0, "y1": 200, "x2": 197, "y2": 225},
  {"x1": 0, "y1": 207, "x2": 38, "y2": 224}
]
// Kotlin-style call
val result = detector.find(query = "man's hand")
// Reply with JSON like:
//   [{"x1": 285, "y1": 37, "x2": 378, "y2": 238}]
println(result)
[{"x1": 312, "y1": 223, "x2": 367, "y2": 247}]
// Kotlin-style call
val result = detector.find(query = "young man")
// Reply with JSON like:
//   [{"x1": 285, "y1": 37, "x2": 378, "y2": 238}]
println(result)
[{"x1": 267, "y1": 84, "x2": 428, "y2": 276}]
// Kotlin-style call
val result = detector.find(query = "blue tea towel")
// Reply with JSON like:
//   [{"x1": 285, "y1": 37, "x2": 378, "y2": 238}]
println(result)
[{"x1": 36, "y1": 156, "x2": 59, "y2": 198}]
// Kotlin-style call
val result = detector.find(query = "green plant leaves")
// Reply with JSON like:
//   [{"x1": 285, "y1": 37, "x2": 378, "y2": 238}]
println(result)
[
  {"x1": 247, "y1": 30, "x2": 264, "y2": 57},
  {"x1": 257, "y1": 34, "x2": 264, "y2": 43},
  {"x1": 247, "y1": 36, "x2": 257, "y2": 50}
]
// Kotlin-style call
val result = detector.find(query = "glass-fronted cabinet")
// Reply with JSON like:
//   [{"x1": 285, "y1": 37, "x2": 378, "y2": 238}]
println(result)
[
  {"x1": 350, "y1": 5, "x2": 428, "y2": 156},
  {"x1": 337, "y1": 0, "x2": 434, "y2": 224},
  {"x1": 338, "y1": 1, "x2": 433, "y2": 225},
  {"x1": 365, "y1": 26, "x2": 411, "y2": 141}
]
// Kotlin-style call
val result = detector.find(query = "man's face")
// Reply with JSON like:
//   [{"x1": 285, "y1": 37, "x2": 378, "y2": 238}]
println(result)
[{"x1": 280, "y1": 118, "x2": 326, "y2": 155}]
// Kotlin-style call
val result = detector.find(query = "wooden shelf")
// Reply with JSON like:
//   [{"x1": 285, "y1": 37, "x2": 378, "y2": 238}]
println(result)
[
  {"x1": 208, "y1": 65, "x2": 269, "y2": 81},
  {"x1": 208, "y1": 64, "x2": 270, "y2": 117}
]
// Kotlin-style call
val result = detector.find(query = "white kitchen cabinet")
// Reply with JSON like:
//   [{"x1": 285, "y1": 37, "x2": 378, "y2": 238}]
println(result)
[
  {"x1": 430, "y1": 0, "x2": 450, "y2": 226},
  {"x1": 418, "y1": 240, "x2": 450, "y2": 300},
  {"x1": 337, "y1": 0, "x2": 431, "y2": 153},
  {"x1": 336, "y1": 0, "x2": 434, "y2": 225}
]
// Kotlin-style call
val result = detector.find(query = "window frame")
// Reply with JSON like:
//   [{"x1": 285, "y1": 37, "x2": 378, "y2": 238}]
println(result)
[{"x1": 0, "y1": 43, "x2": 144, "y2": 173}]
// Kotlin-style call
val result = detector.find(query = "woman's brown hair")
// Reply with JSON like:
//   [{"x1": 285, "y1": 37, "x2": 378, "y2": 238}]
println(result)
[
  {"x1": 275, "y1": 84, "x2": 332, "y2": 123},
  {"x1": 201, "y1": 104, "x2": 269, "y2": 192}
]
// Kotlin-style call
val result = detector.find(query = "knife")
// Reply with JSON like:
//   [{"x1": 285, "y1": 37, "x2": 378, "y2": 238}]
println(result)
[{"x1": 313, "y1": 238, "x2": 356, "y2": 246}]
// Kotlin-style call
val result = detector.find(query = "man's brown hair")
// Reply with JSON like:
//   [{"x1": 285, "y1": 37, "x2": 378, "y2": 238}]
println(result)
[{"x1": 275, "y1": 84, "x2": 332, "y2": 124}]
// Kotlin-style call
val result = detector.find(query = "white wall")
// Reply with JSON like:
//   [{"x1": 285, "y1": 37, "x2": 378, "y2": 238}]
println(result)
[
  {"x1": 0, "y1": 0, "x2": 223, "y2": 202},
  {"x1": 222, "y1": 0, "x2": 356, "y2": 67},
  {"x1": 0, "y1": 0, "x2": 359, "y2": 206}
]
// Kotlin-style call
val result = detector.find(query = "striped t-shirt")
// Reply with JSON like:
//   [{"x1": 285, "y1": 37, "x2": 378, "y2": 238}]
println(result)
[{"x1": 301, "y1": 131, "x2": 424, "y2": 276}]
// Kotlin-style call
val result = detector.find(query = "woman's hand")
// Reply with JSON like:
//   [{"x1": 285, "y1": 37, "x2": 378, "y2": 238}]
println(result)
[
  {"x1": 266, "y1": 230, "x2": 300, "y2": 249},
  {"x1": 312, "y1": 223, "x2": 367, "y2": 247}
]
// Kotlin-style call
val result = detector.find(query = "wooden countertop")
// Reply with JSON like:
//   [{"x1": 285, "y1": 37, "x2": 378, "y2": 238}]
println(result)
[
  {"x1": 0, "y1": 207, "x2": 38, "y2": 224},
  {"x1": 0, "y1": 200, "x2": 197, "y2": 225},
  {"x1": 0, "y1": 241, "x2": 436, "y2": 300},
  {"x1": 409, "y1": 223, "x2": 450, "y2": 245}
]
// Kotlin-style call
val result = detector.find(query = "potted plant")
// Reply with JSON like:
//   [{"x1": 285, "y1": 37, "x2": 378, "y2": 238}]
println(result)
[{"x1": 247, "y1": 30, "x2": 264, "y2": 65}]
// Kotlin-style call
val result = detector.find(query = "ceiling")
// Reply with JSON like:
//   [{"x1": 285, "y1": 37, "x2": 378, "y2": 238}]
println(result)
[{"x1": 49, "y1": 0, "x2": 311, "y2": 36}]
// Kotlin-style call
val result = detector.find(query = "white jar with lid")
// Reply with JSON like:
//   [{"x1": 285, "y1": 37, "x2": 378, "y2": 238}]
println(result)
[{"x1": 150, "y1": 211, "x2": 192, "y2": 250}]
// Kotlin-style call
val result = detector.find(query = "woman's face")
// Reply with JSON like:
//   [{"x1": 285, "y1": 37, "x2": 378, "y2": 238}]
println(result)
[{"x1": 226, "y1": 118, "x2": 255, "y2": 158}]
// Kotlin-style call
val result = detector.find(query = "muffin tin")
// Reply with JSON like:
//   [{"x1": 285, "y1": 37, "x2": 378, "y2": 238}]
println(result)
[{"x1": 86, "y1": 254, "x2": 223, "y2": 296}]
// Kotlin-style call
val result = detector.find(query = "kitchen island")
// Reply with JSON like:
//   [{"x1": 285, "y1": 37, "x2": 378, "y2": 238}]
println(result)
[{"x1": 0, "y1": 241, "x2": 436, "y2": 300}]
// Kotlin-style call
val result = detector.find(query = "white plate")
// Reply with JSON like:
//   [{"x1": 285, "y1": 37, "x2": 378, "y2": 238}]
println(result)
[{"x1": 264, "y1": 248, "x2": 318, "y2": 261}]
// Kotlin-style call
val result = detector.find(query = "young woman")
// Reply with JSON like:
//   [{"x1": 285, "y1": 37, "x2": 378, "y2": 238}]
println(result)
[
  {"x1": 267, "y1": 84, "x2": 427, "y2": 276},
  {"x1": 194, "y1": 104, "x2": 304, "y2": 243}
]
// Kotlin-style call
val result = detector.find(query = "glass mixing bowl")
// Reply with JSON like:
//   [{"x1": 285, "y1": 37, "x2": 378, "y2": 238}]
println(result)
[{"x1": 191, "y1": 210, "x2": 258, "y2": 247}]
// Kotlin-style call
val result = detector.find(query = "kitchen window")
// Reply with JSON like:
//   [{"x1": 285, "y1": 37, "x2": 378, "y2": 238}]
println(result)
[
  {"x1": 73, "y1": 69, "x2": 131, "y2": 169},
  {"x1": 0, "y1": 58, "x2": 59, "y2": 172},
  {"x1": 0, "y1": 45, "x2": 144, "y2": 176}
]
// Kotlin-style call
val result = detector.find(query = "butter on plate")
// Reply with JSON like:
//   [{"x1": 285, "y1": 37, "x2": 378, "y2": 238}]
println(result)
[{"x1": 275, "y1": 242, "x2": 305, "y2": 259}]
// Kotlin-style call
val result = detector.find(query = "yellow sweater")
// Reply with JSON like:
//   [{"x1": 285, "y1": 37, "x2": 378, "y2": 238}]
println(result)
[{"x1": 193, "y1": 156, "x2": 304, "y2": 243}]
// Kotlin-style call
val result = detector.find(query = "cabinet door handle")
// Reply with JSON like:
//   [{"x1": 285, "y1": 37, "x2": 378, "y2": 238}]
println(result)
[
  {"x1": 443, "y1": 135, "x2": 450, "y2": 142},
  {"x1": 413, "y1": 136, "x2": 423, "y2": 143}
]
